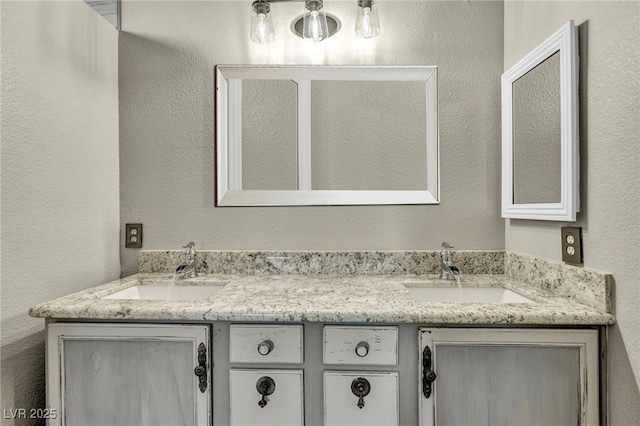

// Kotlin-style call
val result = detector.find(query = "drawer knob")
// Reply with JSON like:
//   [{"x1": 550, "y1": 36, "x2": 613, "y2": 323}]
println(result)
[
  {"x1": 257, "y1": 339, "x2": 274, "y2": 356},
  {"x1": 355, "y1": 341, "x2": 370, "y2": 357},
  {"x1": 256, "y1": 376, "x2": 276, "y2": 408},
  {"x1": 351, "y1": 377, "x2": 371, "y2": 409}
]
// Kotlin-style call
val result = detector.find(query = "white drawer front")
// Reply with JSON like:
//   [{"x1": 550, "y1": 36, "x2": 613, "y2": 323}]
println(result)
[
  {"x1": 230, "y1": 324, "x2": 303, "y2": 364},
  {"x1": 324, "y1": 326, "x2": 398, "y2": 365},
  {"x1": 230, "y1": 369, "x2": 304, "y2": 426},
  {"x1": 324, "y1": 371, "x2": 399, "y2": 426}
]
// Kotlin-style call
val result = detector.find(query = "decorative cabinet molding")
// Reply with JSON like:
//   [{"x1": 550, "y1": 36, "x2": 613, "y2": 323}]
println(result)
[
  {"x1": 419, "y1": 327, "x2": 599, "y2": 426},
  {"x1": 47, "y1": 323, "x2": 211, "y2": 426}
]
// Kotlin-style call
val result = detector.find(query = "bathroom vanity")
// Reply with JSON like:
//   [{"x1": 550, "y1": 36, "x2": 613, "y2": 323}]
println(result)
[{"x1": 31, "y1": 251, "x2": 613, "y2": 426}]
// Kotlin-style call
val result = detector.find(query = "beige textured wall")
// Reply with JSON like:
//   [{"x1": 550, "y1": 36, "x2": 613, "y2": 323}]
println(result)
[
  {"x1": 119, "y1": 0, "x2": 505, "y2": 275},
  {"x1": 0, "y1": 1, "x2": 120, "y2": 422},
  {"x1": 504, "y1": 1, "x2": 640, "y2": 422}
]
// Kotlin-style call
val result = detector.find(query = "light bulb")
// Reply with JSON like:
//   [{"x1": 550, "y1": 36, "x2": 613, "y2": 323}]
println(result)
[
  {"x1": 251, "y1": 1, "x2": 275, "y2": 44},
  {"x1": 355, "y1": 0, "x2": 380, "y2": 39},
  {"x1": 303, "y1": 0, "x2": 329, "y2": 42}
]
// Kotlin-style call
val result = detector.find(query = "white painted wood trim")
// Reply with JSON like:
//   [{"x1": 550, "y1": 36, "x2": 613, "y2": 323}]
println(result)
[
  {"x1": 47, "y1": 323, "x2": 211, "y2": 426},
  {"x1": 216, "y1": 67, "x2": 229, "y2": 205},
  {"x1": 419, "y1": 327, "x2": 599, "y2": 426},
  {"x1": 501, "y1": 20, "x2": 579, "y2": 221},
  {"x1": 296, "y1": 79, "x2": 312, "y2": 190},
  {"x1": 229, "y1": 324, "x2": 304, "y2": 364},
  {"x1": 216, "y1": 66, "x2": 439, "y2": 206},
  {"x1": 228, "y1": 79, "x2": 243, "y2": 191},
  {"x1": 217, "y1": 189, "x2": 438, "y2": 206}
]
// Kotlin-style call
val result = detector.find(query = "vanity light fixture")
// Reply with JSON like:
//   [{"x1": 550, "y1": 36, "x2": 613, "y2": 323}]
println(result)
[
  {"x1": 250, "y1": 0, "x2": 276, "y2": 44},
  {"x1": 302, "y1": 0, "x2": 329, "y2": 42},
  {"x1": 355, "y1": 0, "x2": 380, "y2": 38},
  {"x1": 249, "y1": 0, "x2": 380, "y2": 43}
]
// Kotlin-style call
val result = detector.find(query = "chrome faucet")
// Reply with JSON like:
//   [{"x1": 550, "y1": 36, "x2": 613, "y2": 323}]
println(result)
[
  {"x1": 440, "y1": 242, "x2": 460, "y2": 280},
  {"x1": 175, "y1": 242, "x2": 197, "y2": 279}
]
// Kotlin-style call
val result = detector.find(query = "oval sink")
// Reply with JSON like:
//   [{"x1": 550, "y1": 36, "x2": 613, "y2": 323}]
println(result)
[
  {"x1": 405, "y1": 287, "x2": 534, "y2": 304},
  {"x1": 103, "y1": 285, "x2": 225, "y2": 300}
]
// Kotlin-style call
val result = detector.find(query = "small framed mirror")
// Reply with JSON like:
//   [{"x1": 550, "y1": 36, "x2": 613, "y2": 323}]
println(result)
[
  {"x1": 501, "y1": 20, "x2": 579, "y2": 221},
  {"x1": 215, "y1": 66, "x2": 439, "y2": 207}
]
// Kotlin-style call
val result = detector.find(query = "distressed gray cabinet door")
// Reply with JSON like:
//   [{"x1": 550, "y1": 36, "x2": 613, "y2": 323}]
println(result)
[
  {"x1": 47, "y1": 323, "x2": 211, "y2": 426},
  {"x1": 419, "y1": 328, "x2": 599, "y2": 426}
]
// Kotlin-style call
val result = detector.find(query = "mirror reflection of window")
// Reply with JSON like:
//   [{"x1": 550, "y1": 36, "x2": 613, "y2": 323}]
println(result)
[
  {"x1": 242, "y1": 79, "x2": 298, "y2": 190},
  {"x1": 512, "y1": 51, "x2": 561, "y2": 204},
  {"x1": 310, "y1": 80, "x2": 427, "y2": 191}
]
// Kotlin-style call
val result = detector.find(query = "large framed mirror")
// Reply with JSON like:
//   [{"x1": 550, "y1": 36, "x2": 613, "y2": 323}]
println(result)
[
  {"x1": 501, "y1": 20, "x2": 579, "y2": 221},
  {"x1": 216, "y1": 66, "x2": 439, "y2": 206}
]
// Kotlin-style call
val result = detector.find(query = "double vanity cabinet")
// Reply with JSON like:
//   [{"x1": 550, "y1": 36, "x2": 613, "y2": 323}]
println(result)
[
  {"x1": 45, "y1": 320, "x2": 602, "y2": 426},
  {"x1": 33, "y1": 259, "x2": 613, "y2": 426}
]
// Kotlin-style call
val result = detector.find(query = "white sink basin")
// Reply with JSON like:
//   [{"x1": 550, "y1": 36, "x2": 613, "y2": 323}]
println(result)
[
  {"x1": 405, "y1": 287, "x2": 534, "y2": 304},
  {"x1": 103, "y1": 285, "x2": 225, "y2": 300}
]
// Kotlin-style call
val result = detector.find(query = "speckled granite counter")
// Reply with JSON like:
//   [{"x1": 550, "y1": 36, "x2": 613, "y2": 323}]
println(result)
[{"x1": 29, "y1": 273, "x2": 614, "y2": 325}]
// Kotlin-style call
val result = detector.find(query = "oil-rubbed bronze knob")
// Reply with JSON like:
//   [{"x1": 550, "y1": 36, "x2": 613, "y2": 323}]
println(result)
[
  {"x1": 355, "y1": 341, "x2": 370, "y2": 357},
  {"x1": 257, "y1": 340, "x2": 274, "y2": 356},
  {"x1": 256, "y1": 376, "x2": 276, "y2": 408},
  {"x1": 351, "y1": 377, "x2": 371, "y2": 409}
]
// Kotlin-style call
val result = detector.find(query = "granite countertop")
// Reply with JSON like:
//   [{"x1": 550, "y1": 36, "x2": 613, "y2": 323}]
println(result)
[{"x1": 29, "y1": 273, "x2": 615, "y2": 325}]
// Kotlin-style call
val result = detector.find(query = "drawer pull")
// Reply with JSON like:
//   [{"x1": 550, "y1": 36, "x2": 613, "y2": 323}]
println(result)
[
  {"x1": 350, "y1": 377, "x2": 371, "y2": 409},
  {"x1": 257, "y1": 339, "x2": 274, "y2": 356},
  {"x1": 256, "y1": 376, "x2": 276, "y2": 408},
  {"x1": 355, "y1": 341, "x2": 370, "y2": 357}
]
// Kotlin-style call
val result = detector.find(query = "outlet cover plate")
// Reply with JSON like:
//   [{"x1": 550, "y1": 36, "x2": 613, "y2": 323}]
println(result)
[
  {"x1": 561, "y1": 226, "x2": 582, "y2": 265},
  {"x1": 125, "y1": 223, "x2": 143, "y2": 248}
]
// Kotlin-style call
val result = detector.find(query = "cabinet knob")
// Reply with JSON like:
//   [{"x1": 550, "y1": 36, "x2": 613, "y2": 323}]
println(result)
[
  {"x1": 350, "y1": 377, "x2": 371, "y2": 409},
  {"x1": 355, "y1": 341, "x2": 370, "y2": 357},
  {"x1": 257, "y1": 340, "x2": 274, "y2": 356},
  {"x1": 256, "y1": 376, "x2": 276, "y2": 408}
]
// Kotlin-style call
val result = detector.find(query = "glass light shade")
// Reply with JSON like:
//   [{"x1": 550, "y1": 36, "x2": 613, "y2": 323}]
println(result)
[
  {"x1": 303, "y1": 0, "x2": 329, "y2": 42},
  {"x1": 251, "y1": 1, "x2": 275, "y2": 44},
  {"x1": 355, "y1": 0, "x2": 380, "y2": 39}
]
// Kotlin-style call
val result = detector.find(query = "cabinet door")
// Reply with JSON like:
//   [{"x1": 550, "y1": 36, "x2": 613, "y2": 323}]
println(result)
[
  {"x1": 47, "y1": 323, "x2": 211, "y2": 426},
  {"x1": 229, "y1": 369, "x2": 304, "y2": 426},
  {"x1": 419, "y1": 328, "x2": 599, "y2": 426},
  {"x1": 324, "y1": 371, "x2": 399, "y2": 426}
]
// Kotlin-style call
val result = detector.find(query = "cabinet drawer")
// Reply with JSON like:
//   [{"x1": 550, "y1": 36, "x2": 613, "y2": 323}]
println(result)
[
  {"x1": 230, "y1": 324, "x2": 303, "y2": 364},
  {"x1": 230, "y1": 369, "x2": 304, "y2": 426},
  {"x1": 324, "y1": 371, "x2": 399, "y2": 426},
  {"x1": 323, "y1": 326, "x2": 398, "y2": 365}
]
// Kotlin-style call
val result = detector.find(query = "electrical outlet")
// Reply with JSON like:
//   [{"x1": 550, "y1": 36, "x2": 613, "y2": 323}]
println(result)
[
  {"x1": 125, "y1": 223, "x2": 143, "y2": 248},
  {"x1": 561, "y1": 227, "x2": 582, "y2": 265}
]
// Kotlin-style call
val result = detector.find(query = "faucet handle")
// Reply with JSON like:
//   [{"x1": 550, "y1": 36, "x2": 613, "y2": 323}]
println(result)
[
  {"x1": 441, "y1": 242, "x2": 454, "y2": 250},
  {"x1": 182, "y1": 242, "x2": 196, "y2": 250}
]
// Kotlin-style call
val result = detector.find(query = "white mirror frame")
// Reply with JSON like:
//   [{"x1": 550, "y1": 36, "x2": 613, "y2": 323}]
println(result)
[
  {"x1": 501, "y1": 20, "x2": 579, "y2": 221},
  {"x1": 216, "y1": 66, "x2": 439, "y2": 207}
]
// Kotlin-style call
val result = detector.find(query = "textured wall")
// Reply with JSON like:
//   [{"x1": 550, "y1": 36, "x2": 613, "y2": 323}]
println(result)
[
  {"x1": 119, "y1": 0, "x2": 504, "y2": 275},
  {"x1": 504, "y1": 1, "x2": 640, "y2": 422},
  {"x1": 0, "y1": 1, "x2": 120, "y2": 423}
]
